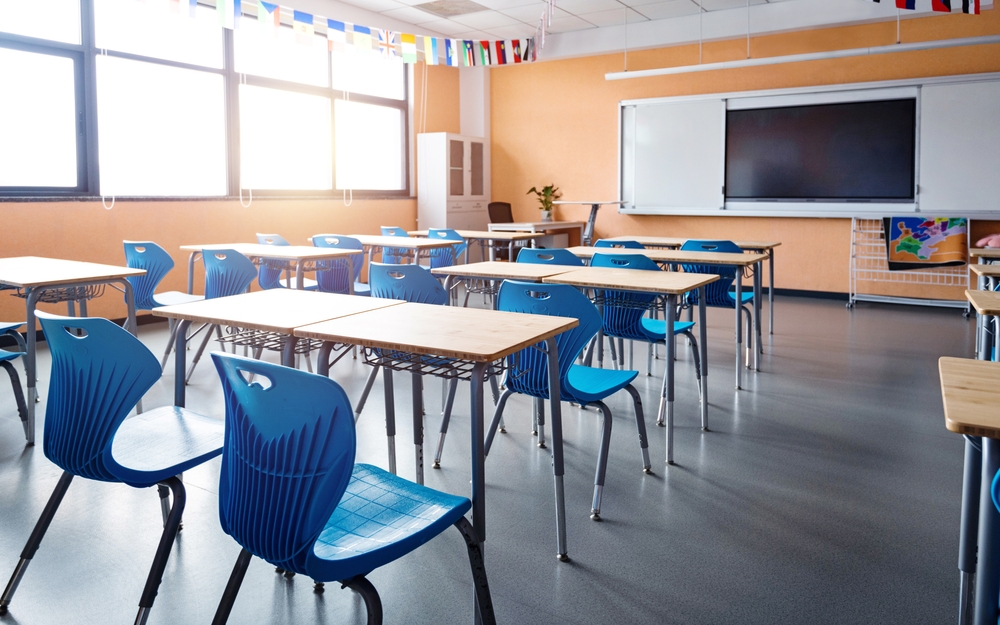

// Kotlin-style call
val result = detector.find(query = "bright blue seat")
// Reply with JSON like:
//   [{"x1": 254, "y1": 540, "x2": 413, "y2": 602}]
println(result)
[
  {"x1": 208, "y1": 353, "x2": 495, "y2": 625},
  {"x1": 380, "y1": 226, "x2": 411, "y2": 264},
  {"x1": 487, "y1": 281, "x2": 651, "y2": 521},
  {"x1": 427, "y1": 228, "x2": 468, "y2": 269},
  {"x1": 123, "y1": 241, "x2": 204, "y2": 368},
  {"x1": 0, "y1": 322, "x2": 28, "y2": 444},
  {"x1": 516, "y1": 247, "x2": 585, "y2": 266},
  {"x1": 311, "y1": 234, "x2": 370, "y2": 296},
  {"x1": 255, "y1": 233, "x2": 318, "y2": 291},
  {"x1": 0, "y1": 312, "x2": 223, "y2": 623},
  {"x1": 594, "y1": 238, "x2": 645, "y2": 249}
]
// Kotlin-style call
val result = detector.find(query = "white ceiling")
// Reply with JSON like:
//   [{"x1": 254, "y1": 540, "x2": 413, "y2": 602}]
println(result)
[{"x1": 288, "y1": 0, "x2": 993, "y2": 60}]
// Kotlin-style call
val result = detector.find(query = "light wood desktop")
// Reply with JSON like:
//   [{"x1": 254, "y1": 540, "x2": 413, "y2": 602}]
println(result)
[
  {"x1": 542, "y1": 266, "x2": 718, "y2": 465},
  {"x1": 408, "y1": 230, "x2": 543, "y2": 261},
  {"x1": 0, "y1": 256, "x2": 145, "y2": 445},
  {"x1": 296, "y1": 302, "x2": 579, "y2": 558},
  {"x1": 967, "y1": 289, "x2": 1000, "y2": 361},
  {"x1": 350, "y1": 234, "x2": 457, "y2": 268},
  {"x1": 487, "y1": 221, "x2": 587, "y2": 247},
  {"x1": 431, "y1": 261, "x2": 577, "y2": 304},
  {"x1": 180, "y1": 243, "x2": 361, "y2": 292}
]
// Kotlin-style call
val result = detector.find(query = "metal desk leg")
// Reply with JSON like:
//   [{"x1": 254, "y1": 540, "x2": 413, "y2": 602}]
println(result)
[
  {"x1": 698, "y1": 287, "x2": 708, "y2": 431},
  {"x1": 384, "y1": 368, "x2": 397, "y2": 475},
  {"x1": 582, "y1": 204, "x2": 599, "y2": 247},
  {"x1": 959, "y1": 435, "x2": 982, "y2": 625},
  {"x1": 978, "y1": 311, "x2": 991, "y2": 361},
  {"x1": 977, "y1": 273, "x2": 987, "y2": 358},
  {"x1": 973, "y1": 437, "x2": 1000, "y2": 625},
  {"x1": 543, "y1": 337, "x2": 568, "y2": 561},
  {"x1": 174, "y1": 320, "x2": 192, "y2": 408},
  {"x1": 768, "y1": 249, "x2": 774, "y2": 335},
  {"x1": 281, "y1": 337, "x2": 297, "y2": 368},
  {"x1": 187, "y1": 252, "x2": 199, "y2": 295},
  {"x1": 294, "y1": 262, "x2": 304, "y2": 290},
  {"x1": 754, "y1": 264, "x2": 762, "y2": 370},
  {"x1": 469, "y1": 362, "x2": 488, "y2": 544},
  {"x1": 412, "y1": 371, "x2": 424, "y2": 485},
  {"x1": 22, "y1": 289, "x2": 41, "y2": 445},
  {"x1": 665, "y1": 294, "x2": 677, "y2": 464},
  {"x1": 735, "y1": 272, "x2": 743, "y2": 390},
  {"x1": 346, "y1": 256, "x2": 355, "y2": 296}
]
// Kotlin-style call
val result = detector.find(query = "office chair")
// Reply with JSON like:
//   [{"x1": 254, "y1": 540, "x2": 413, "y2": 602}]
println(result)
[{"x1": 312, "y1": 234, "x2": 370, "y2": 296}]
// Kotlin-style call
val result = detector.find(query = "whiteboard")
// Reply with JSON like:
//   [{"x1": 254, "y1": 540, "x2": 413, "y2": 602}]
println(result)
[
  {"x1": 621, "y1": 99, "x2": 725, "y2": 212},
  {"x1": 919, "y1": 80, "x2": 1000, "y2": 214}
]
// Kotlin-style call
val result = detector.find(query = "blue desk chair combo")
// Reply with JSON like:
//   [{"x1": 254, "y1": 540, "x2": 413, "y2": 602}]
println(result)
[
  {"x1": 594, "y1": 239, "x2": 645, "y2": 250},
  {"x1": 427, "y1": 228, "x2": 468, "y2": 269},
  {"x1": 679, "y1": 240, "x2": 754, "y2": 368},
  {"x1": 123, "y1": 241, "x2": 205, "y2": 368},
  {"x1": 186, "y1": 248, "x2": 259, "y2": 383},
  {"x1": 516, "y1": 247, "x2": 586, "y2": 267},
  {"x1": 0, "y1": 322, "x2": 28, "y2": 444},
  {"x1": 255, "y1": 233, "x2": 318, "y2": 291},
  {"x1": 591, "y1": 252, "x2": 703, "y2": 427},
  {"x1": 208, "y1": 353, "x2": 495, "y2": 625},
  {"x1": 0, "y1": 312, "x2": 223, "y2": 624},
  {"x1": 380, "y1": 226, "x2": 412, "y2": 264},
  {"x1": 486, "y1": 281, "x2": 651, "y2": 521},
  {"x1": 311, "y1": 234, "x2": 370, "y2": 296}
]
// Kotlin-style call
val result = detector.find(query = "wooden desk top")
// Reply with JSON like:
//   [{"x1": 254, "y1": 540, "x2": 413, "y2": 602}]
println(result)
[
  {"x1": 408, "y1": 230, "x2": 543, "y2": 242},
  {"x1": 179, "y1": 244, "x2": 357, "y2": 261},
  {"x1": 152, "y1": 289, "x2": 402, "y2": 334},
  {"x1": 940, "y1": 357, "x2": 1000, "y2": 438},
  {"x1": 295, "y1": 302, "x2": 578, "y2": 362},
  {"x1": 602, "y1": 236, "x2": 781, "y2": 251},
  {"x1": 971, "y1": 248, "x2": 1000, "y2": 259},
  {"x1": 551, "y1": 200, "x2": 627, "y2": 206},
  {"x1": 430, "y1": 261, "x2": 577, "y2": 282},
  {"x1": 565, "y1": 246, "x2": 768, "y2": 266},
  {"x1": 488, "y1": 221, "x2": 586, "y2": 231},
  {"x1": 0, "y1": 256, "x2": 145, "y2": 288},
  {"x1": 543, "y1": 266, "x2": 719, "y2": 295},
  {"x1": 971, "y1": 265, "x2": 1000, "y2": 278},
  {"x1": 966, "y1": 289, "x2": 1000, "y2": 316},
  {"x1": 351, "y1": 235, "x2": 457, "y2": 250}
]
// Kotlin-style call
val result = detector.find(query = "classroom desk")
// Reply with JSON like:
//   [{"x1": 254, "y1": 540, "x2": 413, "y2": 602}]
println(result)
[
  {"x1": 0, "y1": 256, "x2": 145, "y2": 445},
  {"x1": 541, "y1": 267, "x2": 718, "y2": 465},
  {"x1": 566, "y1": 246, "x2": 768, "y2": 389},
  {"x1": 550, "y1": 201, "x2": 627, "y2": 246},
  {"x1": 487, "y1": 221, "x2": 587, "y2": 247},
  {"x1": 431, "y1": 261, "x2": 577, "y2": 305},
  {"x1": 603, "y1": 236, "x2": 782, "y2": 335},
  {"x1": 296, "y1": 302, "x2": 578, "y2": 560},
  {"x1": 408, "y1": 230, "x2": 543, "y2": 262},
  {"x1": 350, "y1": 235, "x2": 457, "y2": 269},
  {"x1": 966, "y1": 290, "x2": 1000, "y2": 361},
  {"x1": 153, "y1": 289, "x2": 403, "y2": 407},
  {"x1": 940, "y1": 356, "x2": 1000, "y2": 625},
  {"x1": 180, "y1": 244, "x2": 360, "y2": 293}
]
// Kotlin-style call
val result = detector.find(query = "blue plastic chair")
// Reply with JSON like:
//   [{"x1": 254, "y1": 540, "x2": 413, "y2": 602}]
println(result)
[
  {"x1": 123, "y1": 241, "x2": 205, "y2": 368},
  {"x1": 255, "y1": 233, "x2": 318, "y2": 291},
  {"x1": 516, "y1": 247, "x2": 585, "y2": 266},
  {"x1": 0, "y1": 322, "x2": 28, "y2": 444},
  {"x1": 679, "y1": 239, "x2": 754, "y2": 366},
  {"x1": 208, "y1": 353, "x2": 495, "y2": 625},
  {"x1": 594, "y1": 239, "x2": 645, "y2": 249},
  {"x1": 486, "y1": 281, "x2": 651, "y2": 521},
  {"x1": 311, "y1": 234, "x2": 370, "y2": 296},
  {"x1": 427, "y1": 228, "x2": 468, "y2": 269},
  {"x1": 380, "y1": 226, "x2": 411, "y2": 265},
  {"x1": 0, "y1": 312, "x2": 223, "y2": 623},
  {"x1": 186, "y1": 249, "x2": 259, "y2": 383}
]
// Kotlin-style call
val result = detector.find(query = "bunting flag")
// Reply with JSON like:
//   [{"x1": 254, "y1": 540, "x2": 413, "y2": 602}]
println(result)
[
  {"x1": 512, "y1": 39, "x2": 522, "y2": 63},
  {"x1": 353, "y1": 25, "x2": 372, "y2": 55},
  {"x1": 463, "y1": 40, "x2": 475, "y2": 66},
  {"x1": 495, "y1": 40, "x2": 507, "y2": 65},
  {"x1": 963, "y1": 0, "x2": 980, "y2": 13},
  {"x1": 401, "y1": 33, "x2": 417, "y2": 63},
  {"x1": 377, "y1": 30, "x2": 398, "y2": 58},
  {"x1": 170, "y1": 0, "x2": 197, "y2": 17},
  {"x1": 258, "y1": 1, "x2": 279, "y2": 36},
  {"x1": 931, "y1": 0, "x2": 951, "y2": 9},
  {"x1": 217, "y1": 0, "x2": 239, "y2": 29},
  {"x1": 868, "y1": 0, "x2": 978, "y2": 10},
  {"x1": 423, "y1": 36, "x2": 437, "y2": 65},
  {"x1": 479, "y1": 40, "x2": 491, "y2": 66},
  {"x1": 327, "y1": 19, "x2": 347, "y2": 52},
  {"x1": 293, "y1": 11, "x2": 314, "y2": 44},
  {"x1": 445, "y1": 39, "x2": 456, "y2": 66}
]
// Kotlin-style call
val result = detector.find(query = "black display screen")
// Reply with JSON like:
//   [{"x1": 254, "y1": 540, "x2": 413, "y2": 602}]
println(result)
[{"x1": 724, "y1": 99, "x2": 916, "y2": 201}]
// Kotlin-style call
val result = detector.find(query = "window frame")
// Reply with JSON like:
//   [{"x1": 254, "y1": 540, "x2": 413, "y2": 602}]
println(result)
[{"x1": 0, "y1": 0, "x2": 410, "y2": 199}]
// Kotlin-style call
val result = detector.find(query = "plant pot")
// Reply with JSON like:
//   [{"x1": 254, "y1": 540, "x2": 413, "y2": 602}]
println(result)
[{"x1": 540, "y1": 209, "x2": 553, "y2": 222}]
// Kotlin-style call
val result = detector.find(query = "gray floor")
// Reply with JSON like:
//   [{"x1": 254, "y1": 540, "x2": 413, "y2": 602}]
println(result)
[{"x1": 0, "y1": 295, "x2": 976, "y2": 624}]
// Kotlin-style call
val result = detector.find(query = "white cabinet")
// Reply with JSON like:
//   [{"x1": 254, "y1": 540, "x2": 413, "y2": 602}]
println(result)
[{"x1": 417, "y1": 133, "x2": 490, "y2": 234}]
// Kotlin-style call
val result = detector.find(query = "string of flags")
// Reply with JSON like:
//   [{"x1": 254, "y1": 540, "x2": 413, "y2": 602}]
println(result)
[
  {"x1": 866, "y1": 0, "x2": 980, "y2": 14},
  {"x1": 164, "y1": 0, "x2": 539, "y2": 65}
]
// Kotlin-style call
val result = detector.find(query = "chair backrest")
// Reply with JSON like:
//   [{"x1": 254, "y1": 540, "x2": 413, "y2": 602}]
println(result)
[
  {"x1": 203, "y1": 249, "x2": 258, "y2": 299},
  {"x1": 37, "y1": 312, "x2": 160, "y2": 481},
  {"x1": 312, "y1": 234, "x2": 364, "y2": 294},
  {"x1": 368, "y1": 262, "x2": 448, "y2": 305},
  {"x1": 679, "y1": 239, "x2": 742, "y2": 306},
  {"x1": 380, "y1": 226, "x2": 409, "y2": 238},
  {"x1": 427, "y1": 228, "x2": 468, "y2": 268},
  {"x1": 256, "y1": 233, "x2": 291, "y2": 246},
  {"x1": 590, "y1": 252, "x2": 660, "y2": 341},
  {"x1": 211, "y1": 352, "x2": 355, "y2": 572},
  {"x1": 594, "y1": 239, "x2": 645, "y2": 249},
  {"x1": 380, "y1": 226, "x2": 410, "y2": 264},
  {"x1": 516, "y1": 248, "x2": 585, "y2": 266},
  {"x1": 255, "y1": 234, "x2": 291, "y2": 289},
  {"x1": 123, "y1": 241, "x2": 175, "y2": 310},
  {"x1": 497, "y1": 281, "x2": 601, "y2": 401},
  {"x1": 487, "y1": 202, "x2": 513, "y2": 223}
]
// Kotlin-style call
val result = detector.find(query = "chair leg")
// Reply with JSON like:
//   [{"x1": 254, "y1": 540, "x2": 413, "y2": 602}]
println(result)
[
  {"x1": 0, "y1": 472, "x2": 74, "y2": 614},
  {"x1": 589, "y1": 401, "x2": 613, "y2": 521},
  {"x1": 0, "y1": 361, "x2": 30, "y2": 445},
  {"x1": 742, "y1": 306, "x2": 753, "y2": 369},
  {"x1": 355, "y1": 366, "x2": 380, "y2": 419},
  {"x1": 453, "y1": 516, "x2": 497, "y2": 625},
  {"x1": 485, "y1": 389, "x2": 514, "y2": 455},
  {"x1": 160, "y1": 320, "x2": 179, "y2": 370},
  {"x1": 157, "y1": 483, "x2": 170, "y2": 527},
  {"x1": 211, "y1": 549, "x2": 253, "y2": 625},
  {"x1": 186, "y1": 324, "x2": 217, "y2": 384},
  {"x1": 623, "y1": 385, "x2": 652, "y2": 474},
  {"x1": 433, "y1": 379, "x2": 458, "y2": 469},
  {"x1": 535, "y1": 397, "x2": 546, "y2": 449},
  {"x1": 683, "y1": 329, "x2": 703, "y2": 401},
  {"x1": 341, "y1": 575, "x2": 383, "y2": 625},
  {"x1": 134, "y1": 476, "x2": 186, "y2": 625}
]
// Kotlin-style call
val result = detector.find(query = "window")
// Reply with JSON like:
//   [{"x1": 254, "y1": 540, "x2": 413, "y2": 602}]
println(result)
[
  {"x1": 94, "y1": 0, "x2": 223, "y2": 69},
  {"x1": 332, "y1": 51, "x2": 404, "y2": 100},
  {"x1": 0, "y1": 0, "x2": 81, "y2": 45},
  {"x1": 335, "y1": 100, "x2": 403, "y2": 190},
  {"x1": 234, "y1": 25, "x2": 328, "y2": 87}
]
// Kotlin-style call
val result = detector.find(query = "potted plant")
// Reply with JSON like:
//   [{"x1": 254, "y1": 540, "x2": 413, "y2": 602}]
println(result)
[{"x1": 527, "y1": 184, "x2": 561, "y2": 222}]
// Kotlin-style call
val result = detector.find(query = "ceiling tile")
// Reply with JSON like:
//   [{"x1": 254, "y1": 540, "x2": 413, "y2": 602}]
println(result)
[
  {"x1": 474, "y1": 0, "x2": 541, "y2": 10},
  {"x1": 500, "y1": 4, "x2": 569, "y2": 21},
  {"x1": 545, "y1": 14, "x2": 599, "y2": 32},
  {"x1": 556, "y1": 0, "x2": 625, "y2": 15},
  {"x1": 379, "y1": 5, "x2": 447, "y2": 22},
  {"x1": 577, "y1": 7, "x2": 648, "y2": 26},
  {"x1": 336, "y1": 0, "x2": 409, "y2": 12},
  {"x1": 697, "y1": 0, "x2": 767, "y2": 10},
  {"x1": 632, "y1": 0, "x2": 701, "y2": 19},
  {"x1": 414, "y1": 18, "x2": 476, "y2": 34},
  {"x1": 484, "y1": 24, "x2": 542, "y2": 38},
  {"x1": 453, "y1": 29, "x2": 495, "y2": 38},
  {"x1": 451, "y1": 11, "x2": 522, "y2": 28}
]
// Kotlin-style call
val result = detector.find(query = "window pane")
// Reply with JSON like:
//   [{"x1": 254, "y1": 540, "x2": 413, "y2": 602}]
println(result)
[
  {"x1": 235, "y1": 25, "x2": 328, "y2": 87},
  {"x1": 332, "y1": 51, "x2": 403, "y2": 100},
  {"x1": 0, "y1": 48, "x2": 78, "y2": 187},
  {"x1": 0, "y1": 0, "x2": 80, "y2": 44},
  {"x1": 97, "y1": 56, "x2": 227, "y2": 196},
  {"x1": 94, "y1": 0, "x2": 222, "y2": 69},
  {"x1": 240, "y1": 85, "x2": 332, "y2": 190},
  {"x1": 335, "y1": 100, "x2": 402, "y2": 191}
]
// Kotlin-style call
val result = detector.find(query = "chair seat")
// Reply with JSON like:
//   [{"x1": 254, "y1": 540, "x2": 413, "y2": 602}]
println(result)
[
  {"x1": 307, "y1": 464, "x2": 471, "y2": 582},
  {"x1": 0, "y1": 322, "x2": 22, "y2": 333},
  {"x1": 638, "y1": 318, "x2": 695, "y2": 341},
  {"x1": 153, "y1": 291, "x2": 204, "y2": 307},
  {"x1": 0, "y1": 347, "x2": 24, "y2": 362},
  {"x1": 565, "y1": 364, "x2": 639, "y2": 403},
  {"x1": 353, "y1": 282, "x2": 371, "y2": 296},
  {"x1": 105, "y1": 406, "x2": 224, "y2": 488},
  {"x1": 728, "y1": 290, "x2": 754, "y2": 304}
]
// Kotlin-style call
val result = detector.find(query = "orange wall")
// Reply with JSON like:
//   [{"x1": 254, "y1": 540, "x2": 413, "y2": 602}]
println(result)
[{"x1": 490, "y1": 10, "x2": 1000, "y2": 297}]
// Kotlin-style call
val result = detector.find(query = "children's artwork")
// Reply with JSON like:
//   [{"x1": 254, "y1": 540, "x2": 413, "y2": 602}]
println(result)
[{"x1": 882, "y1": 217, "x2": 968, "y2": 271}]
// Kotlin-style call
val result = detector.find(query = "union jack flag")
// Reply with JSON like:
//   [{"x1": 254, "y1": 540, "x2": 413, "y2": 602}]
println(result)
[{"x1": 377, "y1": 30, "x2": 398, "y2": 58}]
